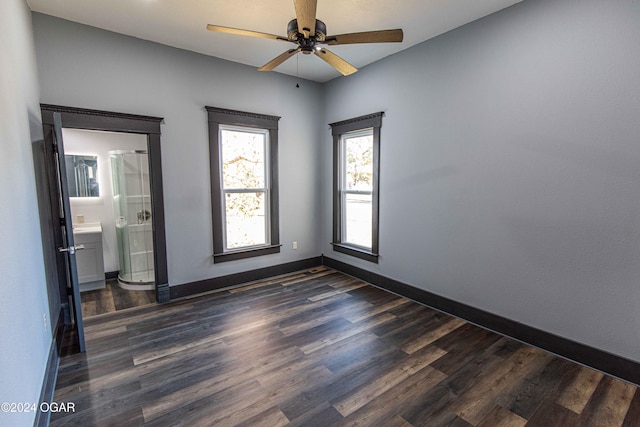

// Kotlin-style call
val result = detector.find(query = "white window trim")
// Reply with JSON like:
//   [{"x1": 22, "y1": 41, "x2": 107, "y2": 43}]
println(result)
[
  {"x1": 339, "y1": 128, "x2": 374, "y2": 250},
  {"x1": 218, "y1": 124, "x2": 271, "y2": 252}
]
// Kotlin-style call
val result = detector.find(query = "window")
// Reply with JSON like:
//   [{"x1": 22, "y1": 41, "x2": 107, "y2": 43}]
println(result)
[
  {"x1": 330, "y1": 112, "x2": 382, "y2": 262},
  {"x1": 341, "y1": 129, "x2": 374, "y2": 248},
  {"x1": 207, "y1": 107, "x2": 280, "y2": 262}
]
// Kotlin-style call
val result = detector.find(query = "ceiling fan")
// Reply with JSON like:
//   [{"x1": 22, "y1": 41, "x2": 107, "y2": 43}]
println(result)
[{"x1": 206, "y1": 0, "x2": 403, "y2": 76}]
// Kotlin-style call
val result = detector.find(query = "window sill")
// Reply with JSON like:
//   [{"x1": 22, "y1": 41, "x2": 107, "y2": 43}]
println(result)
[
  {"x1": 331, "y1": 243, "x2": 379, "y2": 263},
  {"x1": 213, "y1": 244, "x2": 281, "y2": 263}
]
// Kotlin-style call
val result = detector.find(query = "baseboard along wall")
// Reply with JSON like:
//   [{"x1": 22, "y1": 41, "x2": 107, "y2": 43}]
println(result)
[
  {"x1": 34, "y1": 309, "x2": 65, "y2": 427},
  {"x1": 169, "y1": 257, "x2": 323, "y2": 300},
  {"x1": 96, "y1": 253, "x2": 640, "y2": 388},
  {"x1": 321, "y1": 255, "x2": 640, "y2": 387}
]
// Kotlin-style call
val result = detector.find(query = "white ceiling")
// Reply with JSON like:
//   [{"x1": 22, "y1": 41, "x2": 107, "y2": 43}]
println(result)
[{"x1": 27, "y1": 0, "x2": 523, "y2": 83}]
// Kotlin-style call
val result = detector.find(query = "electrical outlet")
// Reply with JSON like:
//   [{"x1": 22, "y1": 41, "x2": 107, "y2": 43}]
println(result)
[
  {"x1": 77, "y1": 215, "x2": 85, "y2": 224},
  {"x1": 43, "y1": 313, "x2": 47, "y2": 331},
  {"x1": 292, "y1": 241, "x2": 298, "y2": 250}
]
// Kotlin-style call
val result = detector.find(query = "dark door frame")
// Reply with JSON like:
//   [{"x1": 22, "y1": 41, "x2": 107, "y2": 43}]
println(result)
[{"x1": 40, "y1": 104, "x2": 170, "y2": 303}]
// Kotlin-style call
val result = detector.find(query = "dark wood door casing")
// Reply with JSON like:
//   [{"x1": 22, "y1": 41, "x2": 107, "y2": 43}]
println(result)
[{"x1": 39, "y1": 104, "x2": 169, "y2": 304}]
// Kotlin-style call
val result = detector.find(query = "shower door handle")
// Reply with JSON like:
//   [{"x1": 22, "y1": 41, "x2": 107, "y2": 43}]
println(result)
[{"x1": 58, "y1": 244, "x2": 85, "y2": 254}]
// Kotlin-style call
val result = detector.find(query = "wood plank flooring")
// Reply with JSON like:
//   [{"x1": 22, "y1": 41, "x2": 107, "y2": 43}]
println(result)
[
  {"x1": 81, "y1": 279, "x2": 156, "y2": 317},
  {"x1": 52, "y1": 267, "x2": 640, "y2": 426}
]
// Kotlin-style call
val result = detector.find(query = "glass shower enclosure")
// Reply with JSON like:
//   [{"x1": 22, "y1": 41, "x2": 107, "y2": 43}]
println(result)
[{"x1": 110, "y1": 150, "x2": 155, "y2": 290}]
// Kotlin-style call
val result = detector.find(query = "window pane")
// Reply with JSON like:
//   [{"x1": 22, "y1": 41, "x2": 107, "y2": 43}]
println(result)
[
  {"x1": 225, "y1": 192, "x2": 267, "y2": 249},
  {"x1": 221, "y1": 129, "x2": 265, "y2": 189},
  {"x1": 344, "y1": 133, "x2": 373, "y2": 191},
  {"x1": 344, "y1": 192, "x2": 372, "y2": 248}
]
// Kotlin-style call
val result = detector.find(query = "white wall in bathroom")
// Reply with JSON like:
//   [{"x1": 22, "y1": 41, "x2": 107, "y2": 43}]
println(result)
[{"x1": 63, "y1": 128, "x2": 147, "y2": 273}]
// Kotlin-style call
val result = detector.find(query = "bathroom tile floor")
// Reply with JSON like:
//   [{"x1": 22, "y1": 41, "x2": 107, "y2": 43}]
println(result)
[{"x1": 81, "y1": 279, "x2": 156, "y2": 317}]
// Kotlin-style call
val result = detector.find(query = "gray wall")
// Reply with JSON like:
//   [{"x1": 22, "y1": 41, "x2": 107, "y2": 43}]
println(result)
[
  {"x1": 32, "y1": 13, "x2": 323, "y2": 287},
  {"x1": 0, "y1": 1, "x2": 53, "y2": 426},
  {"x1": 31, "y1": 0, "x2": 640, "y2": 366},
  {"x1": 322, "y1": 0, "x2": 640, "y2": 363}
]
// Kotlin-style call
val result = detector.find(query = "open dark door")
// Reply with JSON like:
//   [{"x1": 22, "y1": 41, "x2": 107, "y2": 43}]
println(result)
[{"x1": 52, "y1": 112, "x2": 86, "y2": 352}]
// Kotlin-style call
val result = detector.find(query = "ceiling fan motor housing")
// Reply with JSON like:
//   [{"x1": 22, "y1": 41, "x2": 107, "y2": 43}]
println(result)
[{"x1": 287, "y1": 19, "x2": 327, "y2": 53}]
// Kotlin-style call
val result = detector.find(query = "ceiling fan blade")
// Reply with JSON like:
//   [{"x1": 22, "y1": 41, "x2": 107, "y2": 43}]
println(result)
[
  {"x1": 325, "y1": 29, "x2": 404, "y2": 45},
  {"x1": 258, "y1": 48, "x2": 301, "y2": 72},
  {"x1": 314, "y1": 48, "x2": 357, "y2": 76},
  {"x1": 206, "y1": 24, "x2": 289, "y2": 42},
  {"x1": 294, "y1": 0, "x2": 317, "y2": 37}
]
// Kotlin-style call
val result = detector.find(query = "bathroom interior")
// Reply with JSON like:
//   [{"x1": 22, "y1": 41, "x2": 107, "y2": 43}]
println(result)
[{"x1": 63, "y1": 128, "x2": 156, "y2": 316}]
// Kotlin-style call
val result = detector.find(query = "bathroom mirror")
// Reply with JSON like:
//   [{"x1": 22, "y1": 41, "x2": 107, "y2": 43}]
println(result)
[{"x1": 65, "y1": 154, "x2": 100, "y2": 197}]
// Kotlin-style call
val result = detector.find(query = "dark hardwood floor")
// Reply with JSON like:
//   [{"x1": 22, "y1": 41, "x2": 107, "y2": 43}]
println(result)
[
  {"x1": 81, "y1": 279, "x2": 156, "y2": 317},
  {"x1": 53, "y1": 267, "x2": 640, "y2": 426}
]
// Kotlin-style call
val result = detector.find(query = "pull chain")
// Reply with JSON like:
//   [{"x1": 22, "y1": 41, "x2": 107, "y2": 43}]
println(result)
[{"x1": 296, "y1": 54, "x2": 300, "y2": 88}]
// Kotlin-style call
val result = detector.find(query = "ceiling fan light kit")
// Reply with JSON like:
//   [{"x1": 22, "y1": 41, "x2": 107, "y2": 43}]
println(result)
[
  {"x1": 287, "y1": 19, "x2": 327, "y2": 52},
  {"x1": 206, "y1": 0, "x2": 403, "y2": 77}
]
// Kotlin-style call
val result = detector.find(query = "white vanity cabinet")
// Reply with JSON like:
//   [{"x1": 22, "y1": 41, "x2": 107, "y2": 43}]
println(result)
[{"x1": 73, "y1": 223, "x2": 106, "y2": 292}]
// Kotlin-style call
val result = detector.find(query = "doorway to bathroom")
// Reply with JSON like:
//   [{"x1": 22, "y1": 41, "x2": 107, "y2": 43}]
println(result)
[
  {"x1": 39, "y1": 104, "x2": 169, "y2": 352},
  {"x1": 63, "y1": 128, "x2": 157, "y2": 316}
]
